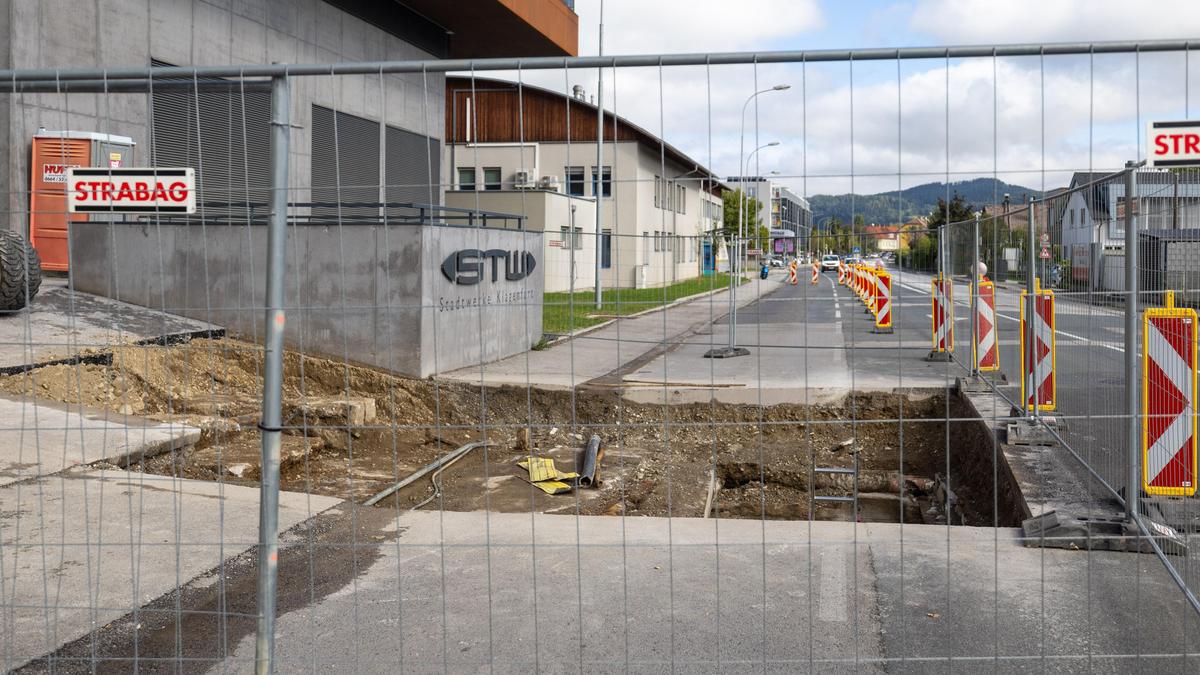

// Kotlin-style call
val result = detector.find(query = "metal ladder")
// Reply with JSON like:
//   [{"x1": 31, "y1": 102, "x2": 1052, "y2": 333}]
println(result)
[{"x1": 812, "y1": 465, "x2": 859, "y2": 509}]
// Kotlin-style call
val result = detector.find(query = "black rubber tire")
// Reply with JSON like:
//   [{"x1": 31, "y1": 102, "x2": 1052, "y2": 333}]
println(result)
[{"x1": 0, "y1": 229, "x2": 42, "y2": 311}]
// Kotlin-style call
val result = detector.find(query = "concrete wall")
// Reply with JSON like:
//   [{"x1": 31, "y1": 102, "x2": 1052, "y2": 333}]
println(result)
[
  {"x1": 420, "y1": 225, "x2": 544, "y2": 376},
  {"x1": 2, "y1": 0, "x2": 445, "y2": 235},
  {"x1": 70, "y1": 220, "x2": 541, "y2": 378},
  {"x1": 444, "y1": 189, "x2": 596, "y2": 293}
]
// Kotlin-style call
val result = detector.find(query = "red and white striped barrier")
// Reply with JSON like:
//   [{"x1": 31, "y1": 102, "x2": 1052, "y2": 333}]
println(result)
[
  {"x1": 1143, "y1": 291, "x2": 1198, "y2": 496},
  {"x1": 1019, "y1": 282, "x2": 1055, "y2": 412},
  {"x1": 837, "y1": 262, "x2": 846, "y2": 285},
  {"x1": 873, "y1": 270, "x2": 892, "y2": 332},
  {"x1": 974, "y1": 280, "x2": 999, "y2": 371},
  {"x1": 930, "y1": 276, "x2": 954, "y2": 353},
  {"x1": 810, "y1": 261, "x2": 819, "y2": 284}
]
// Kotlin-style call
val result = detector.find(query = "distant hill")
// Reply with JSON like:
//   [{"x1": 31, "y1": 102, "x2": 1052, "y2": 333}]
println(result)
[{"x1": 807, "y1": 178, "x2": 1046, "y2": 227}]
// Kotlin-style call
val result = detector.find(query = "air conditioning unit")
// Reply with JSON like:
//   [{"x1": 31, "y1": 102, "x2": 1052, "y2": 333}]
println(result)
[
  {"x1": 514, "y1": 168, "x2": 537, "y2": 189},
  {"x1": 538, "y1": 175, "x2": 560, "y2": 192}
]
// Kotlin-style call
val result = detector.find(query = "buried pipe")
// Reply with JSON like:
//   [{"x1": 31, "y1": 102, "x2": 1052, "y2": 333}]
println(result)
[
  {"x1": 364, "y1": 441, "x2": 493, "y2": 507},
  {"x1": 578, "y1": 434, "x2": 604, "y2": 488}
]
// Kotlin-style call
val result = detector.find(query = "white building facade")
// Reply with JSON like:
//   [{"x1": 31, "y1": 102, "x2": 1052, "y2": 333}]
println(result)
[{"x1": 446, "y1": 77, "x2": 725, "y2": 290}]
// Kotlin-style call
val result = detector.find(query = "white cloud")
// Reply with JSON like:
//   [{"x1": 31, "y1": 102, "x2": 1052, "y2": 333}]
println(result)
[
  {"x1": 574, "y1": 0, "x2": 824, "y2": 55},
  {"x1": 908, "y1": 0, "x2": 1200, "y2": 44},
  {"x1": 461, "y1": 1, "x2": 1198, "y2": 210}
]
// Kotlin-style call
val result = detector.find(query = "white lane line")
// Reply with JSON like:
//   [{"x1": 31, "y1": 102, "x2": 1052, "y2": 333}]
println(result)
[{"x1": 903, "y1": 271, "x2": 1125, "y2": 353}]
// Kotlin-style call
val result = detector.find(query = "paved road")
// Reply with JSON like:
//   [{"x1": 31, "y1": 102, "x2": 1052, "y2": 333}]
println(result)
[{"x1": 889, "y1": 268, "x2": 1133, "y2": 504}]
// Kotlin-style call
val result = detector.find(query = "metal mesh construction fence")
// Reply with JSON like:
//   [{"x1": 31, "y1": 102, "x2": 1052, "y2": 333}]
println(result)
[{"x1": 0, "y1": 39, "x2": 1199, "y2": 673}]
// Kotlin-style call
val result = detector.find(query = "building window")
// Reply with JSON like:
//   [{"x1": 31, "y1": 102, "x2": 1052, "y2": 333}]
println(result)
[
  {"x1": 654, "y1": 175, "x2": 661, "y2": 207},
  {"x1": 560, "y1": 226, "x2": 583, "y2": 249},
  {"x1": 591, "y1": 166, "x2": 612, "y2": 197},
  {"x1": 458, "y1": 168, "x2": 476, "y2": 191},
  {"x1": 483, "y1": 167, "x2": 502, "y2": 190},
  {"x1": 677, "y1": 185, "x2": 686, "y2": 214},
  {"x1": 653, "y1": 231, "x2": 661, "y2": 252},
  {"x1": 1081, "y1": 207, "x2": 1086, "y2": 224},
  {"x1": 565, "y1": 166, "x2": 585, "y2": 196},
  {"x1": 1070, "y1": 208, "x2": 1075, "y2": 227},
  {"x1": 601, "y1": 229, "x2": 612, "y2": 269}
]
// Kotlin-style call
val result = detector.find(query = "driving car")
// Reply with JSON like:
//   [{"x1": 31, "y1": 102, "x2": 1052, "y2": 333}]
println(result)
[{"x1": 820, "y1": 254, "x2": 840, "y2": 272}]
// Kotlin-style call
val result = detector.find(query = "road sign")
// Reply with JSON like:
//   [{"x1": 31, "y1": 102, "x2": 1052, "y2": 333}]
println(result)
[
  {"x1": 1039, "y1": 246, "x2": 1051, "y2": 260},
  {"x1": 1147, "y1": 120, "x2": 1200, "y2": 167},
  {"x1": 1020, "y1": 285, "x2": 1056, "y2": 411},
  {"x1": 930, "y1": 277, "x2": 954, "y2": 353},
  {"x1": 852, "y1": 246, "x2": 861, "y2": 254},
  {"x1": 1040, "y1": 232, "x2": 1049, "y2": 245},
  {"x1": 1143, "y1": 293, "x2": 1198, "y2": 496},
  {"x1": 68, "y1": 167, "x2": 196, "y2": 214},
  {"x1": 747, "y1": 248, "x2": 762, "y2": 256},
  {"x1": 974, "y1": 281, "x2": 999, "y2": 372}
]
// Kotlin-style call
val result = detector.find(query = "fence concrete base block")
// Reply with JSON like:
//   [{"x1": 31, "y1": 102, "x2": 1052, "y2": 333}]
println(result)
[
  {"x1": 703, "y1": 346, "x2": 750, "y2": 359},
  {"x1": 1006, "y1": 418, "x2": 1061, "y2": 446},
  {"x1": 923, "y1": 350, "x2": 953, "y2": 362},
  {"x1": 1142, "y1": 497, "x2": 1200, "y2": 534},
  {"x1": 1021, "y1": 510, "x2": 1188, "y2": 555},
  {"x1": 871, "y1": 327, "x2": 894, "y2": 334},
  {"x1": 957, "y1": 372, "x2": 1008, "y2": 393}
]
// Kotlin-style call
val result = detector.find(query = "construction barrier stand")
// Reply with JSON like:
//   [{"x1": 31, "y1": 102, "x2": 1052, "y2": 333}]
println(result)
[
  {"x1": 974, "y1": 280, "x2": 999, "y2": 372},
  {"x1": 1019, "y1": 284, "x2": 1056, "y2": 412},
  {"x1": 874, "y1": 270, "x2": 892, "y2": 330},
  {"x1": 1142, "y1": 292, "x2": 1198, "y2": 497},
  {"x1": 930, "y1": 276, "x2": 954, "y2": 353}
]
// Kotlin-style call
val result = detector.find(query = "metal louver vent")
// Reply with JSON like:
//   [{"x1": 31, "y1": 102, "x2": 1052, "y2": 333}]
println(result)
[{"x1": 149, "y1": 59, "x2": 270, "y2": 219}]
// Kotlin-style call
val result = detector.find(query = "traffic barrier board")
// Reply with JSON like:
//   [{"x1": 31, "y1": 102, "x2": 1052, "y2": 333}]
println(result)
[
  {"x1": 874, "y1": 270, "x2": 892, "y2": 331},
  {"x1": 973, "y1": 281, "x2": 999, "y2": 372},
  {"x1": 930, "y1": 276, "x2": 954, "y2": 353},
  {"x1": 1019, "y1": 283, "x2": 1056, "y2": 411},
  {"x1": 1142, "y1": 292, "x2": 1198, "y2": 496}
]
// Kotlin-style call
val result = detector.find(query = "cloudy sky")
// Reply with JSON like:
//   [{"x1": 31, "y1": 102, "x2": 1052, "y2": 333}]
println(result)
[{"x1": 487, "y1": 0, "x2": 1200, "y2": 200}]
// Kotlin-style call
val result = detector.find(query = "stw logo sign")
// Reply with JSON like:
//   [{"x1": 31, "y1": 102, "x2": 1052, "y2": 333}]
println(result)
[
  {"x1": 67, "y1": 167, "x2": 195, "y2": 214},
  {"x1": 1148, "y1": 121, "x2": 1200, "y2": 167}
]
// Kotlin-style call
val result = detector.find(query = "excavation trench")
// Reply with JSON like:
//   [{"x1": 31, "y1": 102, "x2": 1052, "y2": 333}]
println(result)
[{"x1": 0, "y1": 338, "x2": 1024, "y2": 526}]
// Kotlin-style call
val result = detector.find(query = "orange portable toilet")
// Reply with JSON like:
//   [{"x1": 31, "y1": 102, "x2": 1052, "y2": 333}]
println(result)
[{"x1": 29, "y1": 130, "x2": 135, "y2": 271}]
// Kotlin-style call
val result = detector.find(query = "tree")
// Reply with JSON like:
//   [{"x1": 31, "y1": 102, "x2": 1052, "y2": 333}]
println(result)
[
  {"x1": 721, "y1": 189, "x2": 764, "y2": 243},
  {"x1": 926, "y1": 193, "x2": 976, "y2": 230}
]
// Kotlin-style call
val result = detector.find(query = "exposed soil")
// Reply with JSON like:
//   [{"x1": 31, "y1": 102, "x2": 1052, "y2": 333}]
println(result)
[{"x1": 0, "y1": 338, "x2": 1021, "y2": 526}]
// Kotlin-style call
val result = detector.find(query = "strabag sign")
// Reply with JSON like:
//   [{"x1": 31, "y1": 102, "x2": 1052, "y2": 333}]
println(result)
[
  {"x1": 67, "y1": 167, "x2": 195, "y2": 214},
  {"x1": 1148, "y1": 121, "x2": 1200, "y2": 167}
]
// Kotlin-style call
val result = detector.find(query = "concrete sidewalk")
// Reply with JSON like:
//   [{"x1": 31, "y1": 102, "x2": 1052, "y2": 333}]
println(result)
[
  {"x1": 0, "y1": 278, "x2": 218, "y2": 373},
  {"x1": 214, "y1": 510, "x2": 1200, "y2": 672},
  {"x1": 440, "y1": 272, "x2": 787, "y2": 389},
  {"x1": 0, "y1": 395, "x2": 341, "y2": 670}
]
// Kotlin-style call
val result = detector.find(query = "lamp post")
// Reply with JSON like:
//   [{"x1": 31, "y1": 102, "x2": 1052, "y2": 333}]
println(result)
[
  {"x1": 741, "y1": 141, "x2": 779, "y2": 260},
  {"x1": 706, "y1": 84, "x2": 788, "y2": 359}
]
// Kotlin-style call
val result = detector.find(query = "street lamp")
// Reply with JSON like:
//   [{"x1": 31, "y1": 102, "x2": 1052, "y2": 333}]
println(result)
[
  {"x1": 742, "y1": 141, "x2": 779, "y2": 256},
  {"x1": 706, "y1": 84, "x2": 788, "y2": 359}
]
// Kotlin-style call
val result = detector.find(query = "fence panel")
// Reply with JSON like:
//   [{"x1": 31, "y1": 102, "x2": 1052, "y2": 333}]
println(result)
[{"x1": 0, "y1": 41, "x2": 1198, "y2": 673}]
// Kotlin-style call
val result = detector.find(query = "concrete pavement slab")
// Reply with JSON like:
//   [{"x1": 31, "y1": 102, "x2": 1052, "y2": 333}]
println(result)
[
  {"x1": 0, "y1": 470, "x2": 342, "y2": 670},
  {"x1": 0, "y1": 279, "x2": 218, "y2": 373},
  {"x1": 0, "y1": 396, "x2": 201, "y2": 487},
  {"x1": 206, "y1": 510, "x2": 1200, "y2": 672},
  {"x1": 440, "y1": 275, "x2": 785, "y2": 389}
]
